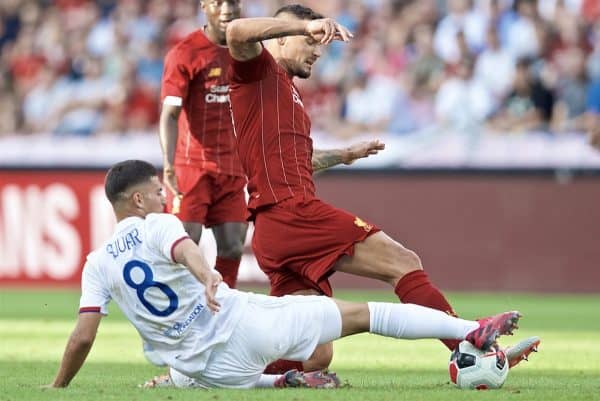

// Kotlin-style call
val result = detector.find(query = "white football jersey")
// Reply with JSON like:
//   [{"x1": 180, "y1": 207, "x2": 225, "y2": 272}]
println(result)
[{"x1": 79, "y1": 213, "x2": 249, "y2": 377}]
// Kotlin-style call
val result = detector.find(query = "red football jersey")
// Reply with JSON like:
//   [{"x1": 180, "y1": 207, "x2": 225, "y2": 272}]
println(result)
[
  {"x1": 161, "y1": 30, "x2": 243, "y2": 176},
  {"x1": 228, "y1": 48, "x2": 316, "y2": 211}
]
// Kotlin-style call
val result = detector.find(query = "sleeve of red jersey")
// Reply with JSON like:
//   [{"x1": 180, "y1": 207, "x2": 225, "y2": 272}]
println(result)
[
  {"x1": 228, "y1": 46, "x2": 275, "y2": 84},
  {"x1": 161, "y1": 46, "x2": 193, "y2": 107}
]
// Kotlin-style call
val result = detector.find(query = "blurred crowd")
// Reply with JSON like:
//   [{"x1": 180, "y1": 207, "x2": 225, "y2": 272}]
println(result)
[{"x1": 1, "y1": 0, "x2": 599, "y2": 139}]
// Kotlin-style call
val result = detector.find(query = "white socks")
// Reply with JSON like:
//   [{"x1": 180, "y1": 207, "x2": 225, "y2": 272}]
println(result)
[
  {"x1": 367, "y1": 302, "x2": 479, "y2": 340},
  {"x1": 255, "y1": 374, "x2": 281, "y2": 388}
]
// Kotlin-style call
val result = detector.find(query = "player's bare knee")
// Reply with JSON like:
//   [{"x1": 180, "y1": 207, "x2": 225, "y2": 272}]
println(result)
[
  {"x1": 216, "y1": 241, "x2": 244, "y2": 260},
  {"x1": 182, "y1": 223, "x2": 202, "y2": 243},
  {"x1": 402, "y1": 249, "x2": 423, "y2": 272},
  {"x1": 380, "y1": 245, "x2": 423, "y2": 285}
]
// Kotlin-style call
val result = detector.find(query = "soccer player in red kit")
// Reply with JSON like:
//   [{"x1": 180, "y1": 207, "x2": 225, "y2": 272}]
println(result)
[
  {"x1": 224, "y1": 5, "x2": 540, "y2": 374},
  {"x1": 159, "y1": 0, "x2": 246, "y2": 288}
]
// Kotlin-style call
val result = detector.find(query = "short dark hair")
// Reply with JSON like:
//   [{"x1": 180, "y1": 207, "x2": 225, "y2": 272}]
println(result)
[
  {"x1": 104, "y1": 160, "x2": 157, "y2": 204},
  {"x1": 274, "y1": 4, "x2": 323, "y2": 20}
]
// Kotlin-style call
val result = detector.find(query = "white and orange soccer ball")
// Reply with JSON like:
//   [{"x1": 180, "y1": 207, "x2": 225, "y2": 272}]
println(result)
[{"x1": 449, "y1": 340, "x2": 509, "y2": 390}]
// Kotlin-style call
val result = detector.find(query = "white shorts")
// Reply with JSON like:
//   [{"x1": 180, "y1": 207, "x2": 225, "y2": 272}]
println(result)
[{"x1": 171, "y1": 293, "x2": 342, "y2": 388}]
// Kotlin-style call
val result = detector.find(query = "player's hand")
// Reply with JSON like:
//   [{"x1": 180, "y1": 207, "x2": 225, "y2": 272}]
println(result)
[
  {"x1": 205, "y1": 271, "x2": 222, "y2": 314},
  {"x1": 343, "y1": 139, "x2": 385, "y2": 165},
  {"x1": 163, "y1": 166, "x2": 182, "y2": 197},
  {"x1": 305, "y1": 18, "x2": 353, "y2": 45}
]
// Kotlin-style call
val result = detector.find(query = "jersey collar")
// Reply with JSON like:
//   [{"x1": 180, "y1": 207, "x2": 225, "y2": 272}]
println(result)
[{"x1": 115, "y1": 216, "x2": 143, "y2": 232}]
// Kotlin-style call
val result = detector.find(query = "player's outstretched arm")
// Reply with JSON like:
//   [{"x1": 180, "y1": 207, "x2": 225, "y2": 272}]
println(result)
[
  {"x1": 173, "y1": 238, "x2": 223, "y2": 313},
  {"x1": 159, "y1": 103, "x2": 183, "y2": 197},
  {"x1": 226, "y1": 17, "x2": 352, "y2": 61},
  {"x1": 312, "y1": 139, "x2": 385, "y2": 172},
  {"x1": 49, "y1": 313, "x2": 102, "y2": 388}
]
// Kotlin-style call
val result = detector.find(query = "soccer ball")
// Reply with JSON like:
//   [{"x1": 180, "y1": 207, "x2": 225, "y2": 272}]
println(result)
[{"x1": 448, "y1": 340, "x2": 509, "y2": 390}]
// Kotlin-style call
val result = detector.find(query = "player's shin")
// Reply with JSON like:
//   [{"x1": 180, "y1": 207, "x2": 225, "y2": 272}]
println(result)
[
  {"x1": 394, "y1": 270, "x2": 460, "y2": 349},
  {"x1": 215, "y1": 256, "x2": 241, "y2": 288},
  {"x1": 367, "y1": 302, "x2": 478, "y2": 340}
]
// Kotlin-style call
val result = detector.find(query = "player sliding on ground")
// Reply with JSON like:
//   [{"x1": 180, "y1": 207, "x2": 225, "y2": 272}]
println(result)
[{"x1": 49, "y1": 160, "x2": 528, "y2": 389}]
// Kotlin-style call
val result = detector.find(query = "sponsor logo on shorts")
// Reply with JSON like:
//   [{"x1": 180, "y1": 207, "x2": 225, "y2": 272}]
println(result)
[
  {"x1": 163, "y1": 303, "x2": 204, "y2": 338},
  {"x1": 354, "y1": 217, "x2": 373, "y2": 232}
]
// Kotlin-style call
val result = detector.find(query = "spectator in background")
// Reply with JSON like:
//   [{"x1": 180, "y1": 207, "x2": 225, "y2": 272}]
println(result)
[
  {"x1": 587, "y1": 22, "x2": 600, "y2": 82},
  {"x1": 0, "y1": 70, "x2": 19, "y2": 136},
  {"x1": 0, "y1": 0, "x2": 22, "y2": 52},
  {"x1": 590, "y1": 129, "x2": 600, "y2": 149},
  {"x1": 433, "y1": 0, "x2": 487, "y2": 65},
  {"x1": 35, "y1": 6, "x2": 67, "y2": 70},
  {"x1": 342, "y1": 64, "x2": 400, "y2": 133},
  {"x1": 22, "y1": 65, "x2": 59, "y2": 133},
  {"x1": 474, "y1": 25, "x2": 515, "y2": 104},
  {"x1": 388, "y1": 23, "x2": 441, "y2": 134},
  {"x1": 500, "y1": 0, "x2": 540, "y2": 59},
  {"x1": 586, "y1": 78, "x2": 600, "y2": 148},
  {"x1": 136, "y1": 41, "x2": 163, "y2": 89},
  {"x1": 0, "y1": 0, "x2": 598, "y2": 139},
  {"x1": 295, "y1": 74, "x2": 343, "y2": 135},
  {"x1": 582, "y1": 0, "x2": 600, "y2": 23},
  {"x1": 388, "y1": 74, "x2": 436, "y2": 135},
  {"x1": 546, "y1": 12, "x2": 591, "y2": 76},
  {"x1": 551, "y1": 47, "x2": 588, "y2": 132},
  {"x1": 164, "y1": 0, "x2": 198, "y2": 48},
  {"x1": 537, "y1": 0, "x2": 582, "y2": 23},
  {"x1": 123, "y1": 63, "x2": 159, "y2": 132},
  {"x1": 409, "y1": 24, "x2": 444, "y2": 90},
  {"x1": 52, "y1": 56, "x2": 120, "y2": 136},
  {"x1": 489, "y1": 58, "x2": 555, "y2": 132},
  {"x1": 435, "y1": 56, "x2": 493, "y2": 130},
  {"x1": 7, "y1": 25, "x2": 47, "y2": 98}
]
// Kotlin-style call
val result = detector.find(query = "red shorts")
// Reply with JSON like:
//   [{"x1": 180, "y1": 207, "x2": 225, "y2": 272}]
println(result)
[
  {"x1": 165, "y1": 167, "x2": 247, "y2": 227},
  {"x1": 252, "y1": 197, "x2": 380, "y2": 297}
]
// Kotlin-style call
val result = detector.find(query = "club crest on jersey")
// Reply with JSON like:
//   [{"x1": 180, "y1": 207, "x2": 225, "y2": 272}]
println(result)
[
  {"x1": 208, "y1": 67, "x2": 222, "y2": 77},
  {"x1": 291, "y1": 85, "x2": 304, "y2": 108},
  {"x1": 354, "y1": 217, "x2": 373, "y2": 232}
]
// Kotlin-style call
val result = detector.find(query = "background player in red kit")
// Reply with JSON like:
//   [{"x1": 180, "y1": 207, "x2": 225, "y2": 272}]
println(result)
[
  {"x1": 159, "y1": 0, "x2": 246, "y2": 288},
  {"x1": 225, "y1": 5, "x2": 538, "y2": 374}
]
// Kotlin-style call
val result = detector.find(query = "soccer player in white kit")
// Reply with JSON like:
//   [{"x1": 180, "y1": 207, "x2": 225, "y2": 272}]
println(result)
[{"x1": 49, "y1": 160, "x2": 525, "y2": 389}]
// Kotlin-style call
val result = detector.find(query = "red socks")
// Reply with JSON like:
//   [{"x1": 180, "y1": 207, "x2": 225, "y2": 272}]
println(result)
[
  {"x1": 264, "y1": 359, "x2": 304, "y2": 374},
  {"x1": 395, "y1": 270, "x2": 460, "y2": 350},
  {"x1": 215, "y1": 256, "x2": 241, "y2": 289}
]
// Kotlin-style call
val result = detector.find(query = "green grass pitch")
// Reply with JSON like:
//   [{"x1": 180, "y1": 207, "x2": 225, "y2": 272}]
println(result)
[{"x1": 1, "y1": 288, "x2": 599, "y2": 400}]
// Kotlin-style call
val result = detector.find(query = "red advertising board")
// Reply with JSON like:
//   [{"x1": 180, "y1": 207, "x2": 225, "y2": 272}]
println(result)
[
  {"x1": 3, "y1": 168, "x2": 600, "y2": 292},
  {"x1": 0, "y1": 170, "x2": 115, "y2": 286}
]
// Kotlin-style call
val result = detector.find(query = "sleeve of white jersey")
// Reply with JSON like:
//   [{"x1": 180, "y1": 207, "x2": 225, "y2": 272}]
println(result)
[
  {"x1": 145, "y1": 213, "x2": 190, "y2": 263},
  {"x1": 79, "y1": 258, "x2": 111, "y2": 315}
]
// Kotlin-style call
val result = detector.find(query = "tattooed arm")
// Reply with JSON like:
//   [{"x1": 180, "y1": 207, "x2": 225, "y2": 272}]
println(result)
[{"x1": 312, "y1": 140, "x2": 385, "y2": 172}]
